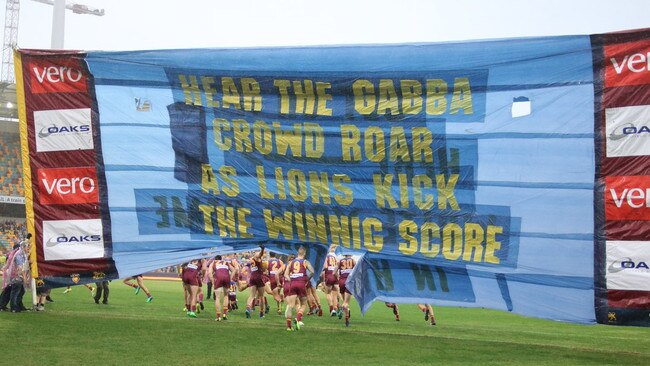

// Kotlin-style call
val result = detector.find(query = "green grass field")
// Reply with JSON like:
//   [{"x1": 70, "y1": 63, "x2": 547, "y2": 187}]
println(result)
[{"x1": 1, "y1": 280, "x2": 649, "y2": 365}]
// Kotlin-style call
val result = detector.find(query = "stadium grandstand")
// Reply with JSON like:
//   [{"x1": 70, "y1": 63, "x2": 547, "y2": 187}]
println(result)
[
  {"x1": 0, "y1": 81, "x2": 25, "y2": 255},
  {"x1": 0, "y1": 129, "x2": 22, "y2": 197}
]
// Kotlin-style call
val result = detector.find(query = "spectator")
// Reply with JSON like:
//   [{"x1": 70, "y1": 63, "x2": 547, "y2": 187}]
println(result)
[
  {"x1": 5, "y1": 241, "x2": 27, "y2": 312},
  {"x1": 0, "y1": 245, "x2": 19, "y2": 311}
]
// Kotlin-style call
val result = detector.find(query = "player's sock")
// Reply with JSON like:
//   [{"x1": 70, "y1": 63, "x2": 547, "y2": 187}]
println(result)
[
  {"x1": 286, "y1": 319, "x2": 292, "y2": 329},
  {"x1": 191, "y1": 305, "x2": 197, "y2": 312},
  {"x1": 126, "y1": 283, "x2": 137, "y2": 289},
  {"x1": 297, "y1": 312, "x2": 303, "y2": 322},
  {"x1": 329, "y1": 305, "x2": 333, "y2": 313}
]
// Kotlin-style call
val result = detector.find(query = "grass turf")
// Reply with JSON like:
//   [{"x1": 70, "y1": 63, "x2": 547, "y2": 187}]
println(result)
[{"x1": 1, "y1": 280, "x2": 649, "y2": 365}]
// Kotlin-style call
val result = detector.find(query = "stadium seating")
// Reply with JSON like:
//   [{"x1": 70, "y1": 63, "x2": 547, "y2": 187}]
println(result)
[
  {"x1": 0, "y1": 220, "x2": 24, "y2": 256},
  {"x1": 0, "y1": 132, "x2": 23, "y2": 197}
]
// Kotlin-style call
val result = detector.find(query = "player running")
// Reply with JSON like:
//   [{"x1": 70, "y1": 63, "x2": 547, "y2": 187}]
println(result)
[
  {"x1": 267, "y1": 252, "x2": 285, "y2": 315},
  {"x1": 385, "y1": 303, "x2": 400, "y2": 321},
  {"x1": 283, "y1": 246, "x2": 315, "y2": 331},
  {"x1": 321, "y1": 246, "x2": 340, "y2": 316},
  {"x1": 306, "y1": 281, "x2": 322, "y2": 316},
  {"x1": 245, "y1": 245, "x2": 267, "y2": 319},
  {"x1": 418, "y1": 304, "x2": 436, "y2": 326},
  {"x1": 182, "y1": 259, "x2": 202, "y2": 318},
  {"x1": 208, "y1": 255, "x2": 235, "y2": 321},
  {"x1": 336, "y1": 254, "x2": 356, "y2": 327},
  {"x1": 123, "y1": 274, "x2": 154, "y2": 302},
  {"x1": 226, "y1": 255, "x2": 240, "y2": 310}
]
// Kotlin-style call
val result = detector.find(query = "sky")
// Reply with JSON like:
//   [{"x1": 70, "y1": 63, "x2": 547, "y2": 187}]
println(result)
[{"x1": 2, "y1": 0, "x2": 650, "y2": 51}]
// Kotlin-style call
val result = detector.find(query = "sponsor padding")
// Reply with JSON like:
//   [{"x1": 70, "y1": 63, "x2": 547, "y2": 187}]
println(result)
[
  {"x1": 606, "y1": 104, "x2": 650, "y2": 157},
  {"x1": 34, "y1": 108, "x2": 93, "y2": 152},
  {"x1": 605, "y1": 39, "x2": 650, "y2": 88},
  {"x1": 605, "y1": 175, "x2": 650, "y2": 221},
  {"x1": 42, "y1": 219, "x2": 105, "y2": 261},
  {"x1": 37, "y1": 167, "x2": 98, "y2": 205},
  {"x1": 29, "y1": 58, "x2": 87, "y2": 94},
  {"x1": 606, "y1": 240, "x2": 650, "y2": 291}
]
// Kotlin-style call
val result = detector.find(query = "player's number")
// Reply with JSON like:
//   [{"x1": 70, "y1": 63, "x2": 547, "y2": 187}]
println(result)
[
  {"x1": 341, "y1": 259, "x2": 353, "y2": 270},
  {"x1": 292, "y1": 261, "x2": 301, "y2": 273}
]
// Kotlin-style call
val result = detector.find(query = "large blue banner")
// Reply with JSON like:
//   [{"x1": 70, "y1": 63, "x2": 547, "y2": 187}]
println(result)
[
  {"x1": 24, "y1": 29, "x2": 643, "y2": 325},
  {"x1": 87, "y1": 37, "x2": 595, "y2": 323}
]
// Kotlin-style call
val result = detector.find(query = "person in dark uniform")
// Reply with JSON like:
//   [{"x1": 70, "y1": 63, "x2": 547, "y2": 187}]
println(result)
[{"x1": 94, "y1": 281, "x2": 110, "y2": 304}]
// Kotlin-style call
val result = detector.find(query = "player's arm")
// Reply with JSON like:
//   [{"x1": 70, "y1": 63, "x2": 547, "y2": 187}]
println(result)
[
  {"x1": 230, "y1": 262, "x2": 239, "y2": 281},
  {"x1": 207, "y1": 263, "x2": 215, "y2": 283},
  {"x1": 253, "y1": 244, "x2": 265, "y2": 260},
  {"x1": 227, "y1": 262, "x2": 235, "y2": 280},
  {"x1": 305, "y1": 261, "x2": 315, "y2": 281},
  {"x1": 273, "y1": 265, "x2": 280, "y2": 284},
  {"x1": 283, "y1": 262, "x2": 291, "y2": 282}
]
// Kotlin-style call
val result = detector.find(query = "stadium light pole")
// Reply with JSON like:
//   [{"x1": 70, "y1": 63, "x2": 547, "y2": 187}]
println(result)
[
  {"x1": 31, "y1": 0, "x2": 106, "y2": 49},
  {"x1": 51, "y1": 0, "x2": 64, "y2": 49}
]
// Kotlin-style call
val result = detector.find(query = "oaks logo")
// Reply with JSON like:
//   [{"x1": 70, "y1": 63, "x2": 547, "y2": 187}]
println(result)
[
  {"x1": 42, "y1": 219, "x2": 104, "y2": 261},
  {"x1": 605, "y1": 176, "x2": 650, "y2": 220},
  {"x1": 37, "y1": 167, "x2": 98, "y2": 205},
  {"x1": 605, "y1": 39, "x2": 650, "y2": 88},
  {"x1": 34, "y1": 108, "x2": 93, "y2": 152},
  {"x1": 29, "y1": 59, "x2": 87, "y2": 94},
  {"x1": 605, "y1": 105, "x2": 650, "y2": 157}
]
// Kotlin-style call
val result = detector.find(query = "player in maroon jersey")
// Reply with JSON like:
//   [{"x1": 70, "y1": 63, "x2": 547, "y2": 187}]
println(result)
[
  {"x1": 282, "y1": 254, "x2": 295, "y2": 310},
  {"x1": 417, "y1": 304, "x2": 436, "y2": 325},
  {"x1": 246, "y1": 245, "x2": 266, "y2": 319},
  {"x1": 266, "y1": 252, "x2": 285, "y2": 315},
  {"x1": 237, "y1": 255, "x2": 251, "y2": 292},
  {"x1": 321, "y1": 245, "x2": 340, "y2": 316},
  {"x1": 196, "y1": 258, "x2": 209, "y2": 313},
  {"x1": 208, "y1": 255, "x2": 235, "y2": 321},
  {"x1": 283, "y1": 246, "x2": 314, "y2": 331},
  {"x1": 336, "y1": 254, "x2": 356, "y2": 327},
  {"x1": 181, "y1": 259, "x2": 202, "y2": 317}
]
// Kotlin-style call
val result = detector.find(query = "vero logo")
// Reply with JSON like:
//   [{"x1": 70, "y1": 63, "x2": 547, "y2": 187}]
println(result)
[
  {"x1": 605, "y1": 176, "x2": 650, "y2": 221},
  {"x1": 29, "y1": 59, "x2": 87, "y2": 94},
  {"x1": 37, "y1": 167, "x2": 98, "y2": 205},
  {"x1": 605, "y1": 39, "x2": 650, "y2": 88}
]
